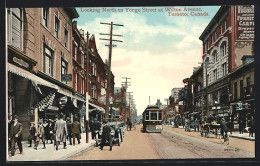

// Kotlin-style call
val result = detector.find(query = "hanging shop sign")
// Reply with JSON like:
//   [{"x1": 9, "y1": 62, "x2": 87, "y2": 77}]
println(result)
[{"x1": 61, "y1": 74, "x2": 72, "y2": 82}]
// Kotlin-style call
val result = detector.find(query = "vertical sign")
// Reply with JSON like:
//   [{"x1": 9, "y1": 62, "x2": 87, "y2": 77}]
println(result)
[{"x1": 235, "y1": 5, "x2": 254, "y2": 41}]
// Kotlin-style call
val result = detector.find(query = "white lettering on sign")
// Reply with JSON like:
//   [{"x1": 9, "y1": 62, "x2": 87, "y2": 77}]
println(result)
[
  {"x1": 13, "y1": 57, "x2": 29, "y2": 68},
  {"x1": 43, "y1": 35, "x2": 56, "y2": 50}
]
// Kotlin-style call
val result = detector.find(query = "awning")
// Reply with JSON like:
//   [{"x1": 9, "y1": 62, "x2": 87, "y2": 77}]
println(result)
[
  {"x1": 7, "y1": 63, "x2": 58, "y2": 89},
  {"x1": 89, "y1": 103, "x2": 105, "y2": 113},
  {"x1": 31, "y1": 92, "x2": 56, "y2": 111}
]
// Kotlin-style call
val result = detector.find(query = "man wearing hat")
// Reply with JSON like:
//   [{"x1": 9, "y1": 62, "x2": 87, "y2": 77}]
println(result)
[
  {"x1": 54, "y1": 114, "x2": 68, "y2": 150},
  {"x1": 100, "y1": 120, "x2": 112, "y2": 151},
  {"x1": 220, "y1": 118, "x2": 229, "y2": 139},
  {"x1": 8, "y1": 115, "x2": 23, "y2": 156}
]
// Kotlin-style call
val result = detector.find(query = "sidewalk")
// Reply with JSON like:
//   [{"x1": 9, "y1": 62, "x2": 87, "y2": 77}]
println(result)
[
  {"x1": 7, "y1": 132, "x2": 96, "y2": 161},
  {"x1": 176, "y1": 125, "x2": 255, "y2": 141}
]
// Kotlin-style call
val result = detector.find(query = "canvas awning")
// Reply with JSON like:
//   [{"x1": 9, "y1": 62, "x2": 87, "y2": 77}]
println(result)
[
  {"x1": 7, "y1": 63, "x2": 58, "y2": 89},
  {"x1": 31, "y1": 92, "x2": 56, "y2": 111}
]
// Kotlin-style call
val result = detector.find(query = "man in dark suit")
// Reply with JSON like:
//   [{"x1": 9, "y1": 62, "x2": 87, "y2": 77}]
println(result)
[
  {"x1": 91, "y1": 118, "x2": 102, "y2": 140},
  {"x1": 100, "y1": 120, "x2": 112, "y2": 151},
  {"x1": 9, "y1": 115, "x2": 23, "y2": 156},
  {"x1": 72, "y1": 118, "x2": 81, "y2": 145}
]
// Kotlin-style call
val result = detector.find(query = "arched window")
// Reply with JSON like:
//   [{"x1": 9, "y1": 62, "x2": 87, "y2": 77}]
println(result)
[{"x1": 220, "y1": 41, "x2": 227, "y2": 57}]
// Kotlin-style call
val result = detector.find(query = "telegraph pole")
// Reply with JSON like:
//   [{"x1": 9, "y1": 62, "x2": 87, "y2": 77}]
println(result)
[
  {"x1": 100, "y1": 22, "x2": 123, "y2": 119},
  {"x1": 128, "y1": 92, "x2": 133, "y2": 121},
  {"x1": 122, "y1": 77, "x2": 131, "y2": 123},
  {"x1": 85, "y1": 31, "x2": 90, "y2": 143}
]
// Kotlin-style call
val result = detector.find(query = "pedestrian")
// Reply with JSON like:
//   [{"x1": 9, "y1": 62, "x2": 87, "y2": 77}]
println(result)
[
  {"x1": 28, "y1": 122, "x2": 36, "y2": 147},
  {"x1": 220, "y1": 118, "x2": 229, "y2": 139},
  {"x1": 54, "y1": 114, "x2": 68, "y2": 150},
  {"x1": 35, "y1": 121, "x2": 46, "y2": 150},
  {"x1": 248, "y1": 119, "x2": 255, "y2": 137},
  {"x1": 46, "y1": 119, "x2": 54, "y2": 144},
  {"x1": 66, "y1": 117, "x2": 72, "y2": 145},
  {"x1": 100, "y1": 120, "x2": 112, "y2": 151},
  {"x1": 129, "y1": 120, "x2": 133, "y2": 131},
  {"x1": 72, "y1": 118, "x2": 81, "y2": 145},
  {"x1": 8, "y1": 115, "x2": 23, "y2": 156},
  {"x1": 239, "y1": 120, "x2": 244, "y2": 134},
  {"x1": 42, "y1": 119, "x2": 48, "y2": 143},
  {"x1": 91, "y1": 118, "x2": 102, "y2": 140}
]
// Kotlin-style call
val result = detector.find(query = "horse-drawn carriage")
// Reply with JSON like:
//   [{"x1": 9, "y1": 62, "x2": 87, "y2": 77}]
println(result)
[{"x1": 200, "y1": 122, "x2": 221, "y2": 138}]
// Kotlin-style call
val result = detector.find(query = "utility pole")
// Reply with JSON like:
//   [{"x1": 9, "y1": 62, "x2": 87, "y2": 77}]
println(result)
[
  {"x1": 85, "y1": 31, "x2": 90, "y2": 143},
  {"x1": 128, "y1": 92, "x2": 133, "y2": 121},
  {"x1": 122, "y1": 77, "x2": 131, "y2": 123},
  {"x1": 100, "y1": 22, "x2": 123, "y2": 120}
]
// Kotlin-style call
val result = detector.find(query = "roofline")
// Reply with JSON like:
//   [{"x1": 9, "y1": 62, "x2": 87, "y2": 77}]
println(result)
[{"x1": 199, "y1": 6, "x2": 229, "y2": 41}]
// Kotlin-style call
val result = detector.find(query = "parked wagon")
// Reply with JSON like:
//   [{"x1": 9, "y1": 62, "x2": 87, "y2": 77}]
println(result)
[{"x1": 200, "y1": 122, "x2": 220, "y2": 138}]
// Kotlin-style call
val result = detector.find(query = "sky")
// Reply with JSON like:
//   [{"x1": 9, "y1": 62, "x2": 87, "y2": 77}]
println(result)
[{"x1": 74, "y1": 6, "x2": 220, "y2": 116}]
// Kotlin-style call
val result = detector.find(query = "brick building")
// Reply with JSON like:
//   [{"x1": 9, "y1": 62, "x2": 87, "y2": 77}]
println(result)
[{"x1": 7, "y1": 8, "x2": 79, "y2": 140}]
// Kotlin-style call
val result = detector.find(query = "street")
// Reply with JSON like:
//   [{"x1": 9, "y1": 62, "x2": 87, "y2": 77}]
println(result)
[{"x1": 66, "y1": 125, "x2": 254, "y2": 160}]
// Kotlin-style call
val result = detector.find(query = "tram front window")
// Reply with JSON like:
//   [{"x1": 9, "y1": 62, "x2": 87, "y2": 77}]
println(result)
[{"x1": 151, "y1": 112, "x2": 157, "y2": 120}]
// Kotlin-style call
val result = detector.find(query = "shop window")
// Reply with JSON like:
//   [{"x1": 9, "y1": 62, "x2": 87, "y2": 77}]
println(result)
[{"x1": 7, "y1": 8, "x2": 22, "y2": 49}]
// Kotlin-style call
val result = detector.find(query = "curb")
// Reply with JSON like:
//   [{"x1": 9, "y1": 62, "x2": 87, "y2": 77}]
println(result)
[
  {"x1": 58, "y1": 141, "x2": 96, "y2": 160},
  {"x1": 229, "y1": 135, "x2": 255, "y2": 141}
]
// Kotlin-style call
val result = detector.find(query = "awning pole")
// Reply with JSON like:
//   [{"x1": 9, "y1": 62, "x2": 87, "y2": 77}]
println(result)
[{"x1": 35, "y1": 108, "x2": 38, "y2": 130}]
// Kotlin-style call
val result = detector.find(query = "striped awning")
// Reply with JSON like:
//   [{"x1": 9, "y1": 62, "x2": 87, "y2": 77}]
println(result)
[{"x1": 32, "y1": 91, "x2": 56, "y2": 111}]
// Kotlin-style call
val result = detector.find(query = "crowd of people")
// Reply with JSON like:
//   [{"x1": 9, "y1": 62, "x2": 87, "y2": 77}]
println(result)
[
  {"x1": 180, "y1": 114, "x2": 255, "y2": 138},
  {"x1": 8, "y1": 114, "x2": 82, "y2": 157}
]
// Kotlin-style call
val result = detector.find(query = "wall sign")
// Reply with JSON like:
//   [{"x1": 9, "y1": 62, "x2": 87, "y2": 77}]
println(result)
[{"x1": 235, "y1": 5, "x2": 254, "y2": 41}]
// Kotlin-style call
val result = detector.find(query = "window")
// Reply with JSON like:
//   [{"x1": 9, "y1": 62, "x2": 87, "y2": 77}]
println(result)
[
  {"x1": 150, "y1": 112, "x2": 157, "y2": 120},
  {"x1": 158, "y1": 112, "x2": 162, "y2": 120},
  {"x1": 43, "y1": 45, "x2": 53, "y2": 76},
  {"x1": 7, "y1": 8, "x2": 22, "y2": 49},
  {"x1": 54, "y1": 16, "x2": 60, "y2": 38},
  {"x1": 82, "y1": 79, "x2": 85, "y2": 94},
  {"x1": 212, "y1": 50, "x2": 217, "y2": 63},
  {"x1": 81, "y1": 53, "x2": 84, "y2": 67},
  {"x1": 204, "y1": 41, "x2": 208, "y2": 52},
  {"x1": 91, "y1": 84, "x2": 97, "y2": 99},
  {"x1": 145, "y1": 112, "x2": 149, "y2": 120},
  {"x1": 213, "y1": 69, "x2": 217, "y2": 81},
  {"x1": 222, "y1": 62, "x2": 227, "y2": 76},
  {"x1": 240, "y1": 80, "x2": 244, "y2": 98},
  {"x1": 246, "y1": 77, "x2": 251, "y2": 87},
  {"x1": 234, "y1": 82, "x2": 238, "y2": 99},
  {"x1": 74, "y1": 72, "x2": 77, "y2": 91},
  {"x1": 224, "y1": 20, "x2": 227, "y2": 31},
  {"x1": 74, "y1": 44, "x2": 77, "y2": 60},
  {"x1": 61, "y1": 57, "x2": 68, "y2": 83},
  {"x1": 42, "y1": 8, "x2": 49, "y2": 27},
  {"x1": 220, "y1": 42, "x2": 227, "y2": 57},
  {"x1": 64, "y1": 28, "x2": 68, "y2": 48},
  {"x1": 91, "y1": 62, "x2": 97, "y2": 76},
  {"x1": 220, "y1": 24, "x2": 223, "y2": 34}
]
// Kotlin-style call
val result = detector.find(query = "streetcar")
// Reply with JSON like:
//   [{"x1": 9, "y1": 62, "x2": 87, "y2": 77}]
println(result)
[{"x1": 142, "y1": 105, "x2": 163, "y2": 133}]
